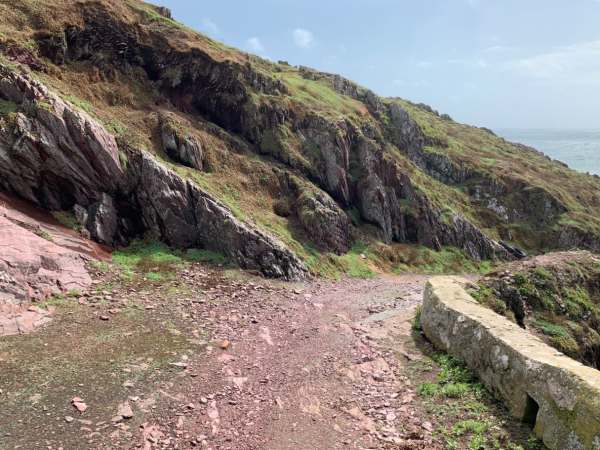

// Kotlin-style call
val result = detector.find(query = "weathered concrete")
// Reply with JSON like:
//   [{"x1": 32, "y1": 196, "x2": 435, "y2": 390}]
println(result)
[{"x1": 421, "y1": 276, "x2": 600, "y2": 450}]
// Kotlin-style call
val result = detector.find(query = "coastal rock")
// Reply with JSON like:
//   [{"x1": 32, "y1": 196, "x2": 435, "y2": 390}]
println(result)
[
  {"x1": 160, "y1": 114, "x2": 205, "y2": 171},
  {"x1": 296, "y1": 189, "x2": 351, "y2": 254},
  {"x1": 0, "y1": 64, "x2": 123, "y2": 211},
  {"x1": 0, "y1": 64, "x2": 307, "y2": 279},
  {"x1": 122, "y1": 148, "x2": 308, "y2": 279}
]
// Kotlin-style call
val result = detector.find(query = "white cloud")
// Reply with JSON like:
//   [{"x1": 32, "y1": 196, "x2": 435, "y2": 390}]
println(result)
[
  {"x1": 201, "y1": 18, "x2": 219, "y2": 36},
  {"x1": 246, "y1": 37, "x2": 265, "y2": 54},
  {"x1": 293, "y1": 28, "x2": 315, "y2": 49},
  {"x1": 508, "y1": 40, "x2": 600, "y2": 83}
]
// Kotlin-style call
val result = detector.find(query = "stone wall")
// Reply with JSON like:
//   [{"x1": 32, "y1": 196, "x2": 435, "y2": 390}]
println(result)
[{"x1": 421, "y1": 276, "x2": 600, "y2": 450}]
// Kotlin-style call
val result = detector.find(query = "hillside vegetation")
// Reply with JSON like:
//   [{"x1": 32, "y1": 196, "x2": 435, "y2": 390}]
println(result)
[
  {"x1": 471, "y1": 251, "x2": 600, "y2": 368},
  {"x1": 1, "y1": 0, "x2": 599, "y2": 278}
]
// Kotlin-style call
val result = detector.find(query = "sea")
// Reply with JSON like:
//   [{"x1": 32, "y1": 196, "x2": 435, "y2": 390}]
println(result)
[{"x1": 495, "y1": 129, "x2": 600, "y2": 176}]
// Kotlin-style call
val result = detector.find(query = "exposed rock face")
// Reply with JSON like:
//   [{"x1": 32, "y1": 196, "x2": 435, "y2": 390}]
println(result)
[
  {"x1": 87, "y1": 193, "x2": 118, "y2": 245},
  {"x1": 122, "y1": 148, "x2": 307, "y2": 279},
  {"x1": 0, "y1": 64, "x2": 307, "y2": 279},
  {"x1": 0, "y1": 211, "x2": 91, "y2": 304},
  {"x1": 160, "y1": 115, "x2": 205, "y2": 171},
  {"x1": 387, "y1": 103, "x2": 426, "y2": 152},
  {"x1": 422, "y1": 276, "x2": 600, "y2": 450},
  {"x1": 295, "y1": 190, "x2": 350, "y2": 254},
  {"x1": 3, "y1": 0, "x2": 597, "y2": 276},
  {"x1": 558, "y1": 226, "x2": 600, "y2": 253},
  {"x1": 45, "y1": 7, "x2": 511, "y2": 261},
  {"x1": 0, "y1": 64, "x2": 123, "y2": 211},
  {"x1": 0, "y1": 192, "x2": 99, "y2": 335}
]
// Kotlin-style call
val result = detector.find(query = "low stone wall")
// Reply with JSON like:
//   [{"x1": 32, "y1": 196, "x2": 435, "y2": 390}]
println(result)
[{"x1": 421, "y1": 276, "x2": 600, "y2": 450}]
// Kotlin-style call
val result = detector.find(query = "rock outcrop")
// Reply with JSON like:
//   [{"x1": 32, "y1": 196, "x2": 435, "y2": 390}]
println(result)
[
  {"x1": 295, "y1": 189, "x2": 351, "y2": 255},
  {"x1": 422, "y1": 276, "x2": 600, "y2": 450},
  {"x1": 122, "y1": 148, "x2": 307, "y2": 279},
  {"x1": 0, "y1": 64, "x2": 123, "y2": 211},
  {"x1": 0, "y1": 64, "x2": 307, "y2": 279},
  {"x1": 160, "y1": 114, "x2": 205, "y2": 171},
  {"x1": 39, "y1": 6, "x2": 509, "y2": 261},
  {"x1": 1, "y1": 0, "x2": 599, "y2": 278},
  {"x1": 0, "y1": 192, "x2": 100, "y2": 335}
]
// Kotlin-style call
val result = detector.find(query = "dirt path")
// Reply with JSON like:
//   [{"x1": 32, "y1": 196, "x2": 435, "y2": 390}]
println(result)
[
  {"x1": 136, "y1": 274, "x2": 434, "y2": 450},
  {"x1": 0, "y1": 263, "x2": 539, "y2": 449}
]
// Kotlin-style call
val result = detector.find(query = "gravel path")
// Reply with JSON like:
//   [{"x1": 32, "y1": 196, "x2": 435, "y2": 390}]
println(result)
[{"x1": 127, "y1": 274, "x2": 439, "y2": 449}]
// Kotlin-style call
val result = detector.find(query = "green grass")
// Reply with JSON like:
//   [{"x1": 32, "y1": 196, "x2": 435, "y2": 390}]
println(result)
[
  {"x1": 417, "y1": 354, "x2": 481, "y2": 400},
  {"x1": 113, "y1": 240, "x2": 182, "y2": 271},
  {"x1": 145, "y1": 271, "x2": 164, "y2": 281},
  {"x1": 112, "y1": 240, "x2": 231, "y2": 282},
  {"x1": 89, "y1": 260, "x2": 110, "y2": 272},
  {"x1": 412, "y1": 306, "x2": 422, "y2": 331},
  {"x1": 394, "y1": 246, "x2": 492, "y2": 275},
  {"x1": 104, "y1": 118, "x2": 128, "y2": 136},
  {"x1": 185, "y1": 249, "x2": 229, "y2": 265},
  {"x1": 0, "y1": 98, "x2": 17, "y2": 116},
  {"x1": 475, "y1": 255, "x2": 600, "y2": 367},
  {"x1": 64, "y1": 94, "x2": 94, "y2": 114},
  {"x1": 452, "y1": 419, "x2": 488, "y2": 436},
  {"x1": 417, "y1": 382, "x2": 439, "y2": 397},
  {"x1": 280, "y1": 71, "x2": 366, "y2": 119},
  {"x1": 51, "y1": 210, "x2": 80, "y2": 231},
  {"x1": 34, "y1": 228, "x2": 53, "y2": 242},
  {"x1": 414, "y1": 352, "x2": 543, "y2": 450},
  {"x1": 337, "y1": 243, "x2": 375, "y2": 279}
]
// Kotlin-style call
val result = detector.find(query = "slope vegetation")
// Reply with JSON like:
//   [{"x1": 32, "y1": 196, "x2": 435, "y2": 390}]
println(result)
[{"x1": 0, "y1": 0, "x2": 599, "y2": 277}]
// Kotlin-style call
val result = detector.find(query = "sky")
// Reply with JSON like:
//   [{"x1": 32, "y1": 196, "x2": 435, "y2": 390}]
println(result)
[{"x1": 159, "y1": 0, "x2": 600, "y2": 130}]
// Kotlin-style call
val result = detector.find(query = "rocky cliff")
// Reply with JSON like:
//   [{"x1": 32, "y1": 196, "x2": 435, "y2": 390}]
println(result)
[{"x1": 1, "y1": 0, "x2": 599, "y2": 278}]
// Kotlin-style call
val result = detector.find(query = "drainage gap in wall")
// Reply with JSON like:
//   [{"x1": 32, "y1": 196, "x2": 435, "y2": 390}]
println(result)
[{"x1": 522, "y1": 394, "x2": 539, "y2": 428}]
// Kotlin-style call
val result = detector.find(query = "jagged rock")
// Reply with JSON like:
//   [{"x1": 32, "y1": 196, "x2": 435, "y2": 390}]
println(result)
[
  {"x1": 3, "y1": 0, "x2": 598, "y2": 272},
  {"x1": 499, "y1": 241, "x2": 527, "y2": 259},
  {"x1": 387, "y1": 103, "x2": 426, "y2": 152},
  {"x1": 0, "y1": 64, "x2": 307, "y2": 279},
  {"x1": 160, "y1": 115, "x2": 204, "y2": 171},
  {"x1": 155, "y1": 6, "x2": 172, "y2": 19},
  {"x1": 122, "y1": 148, "x2": 307, "y2": 279},
  {"x1": 0, "y1": 64, "x2": 123, "y2": 210},
  {"x1": 296, "y1": 190, "x2": 350, "y2": 254},
  {"x1": 357, "y1": 174, "x2": 394, "y2": 243},
  {"x1": 35, "y1": 31, "x2": 67, "y2": 65},
  {"x1": 87, "y1": 193, "x2": 118, "y2": 245},
  {"x1": 0, "y1": 201, "x2": 91, "y2": 306}
]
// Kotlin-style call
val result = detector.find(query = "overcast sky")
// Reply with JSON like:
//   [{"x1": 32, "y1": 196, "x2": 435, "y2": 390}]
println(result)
[{"x1": 159, "y1": 0, "x2": 600, "y2": 130}]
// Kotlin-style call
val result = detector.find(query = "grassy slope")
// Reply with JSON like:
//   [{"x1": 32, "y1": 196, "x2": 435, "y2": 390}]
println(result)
[
  {"x1": 1, "y1": 0, "x2": 599, "y2": 277},
  {"x1": 397, "y1": 100, "x2": 600, "y2": 240}
]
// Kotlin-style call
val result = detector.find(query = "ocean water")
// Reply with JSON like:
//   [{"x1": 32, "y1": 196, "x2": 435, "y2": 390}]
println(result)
[{"x1": 495, "y1": 129, "x2": 600, "y2": 176}]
